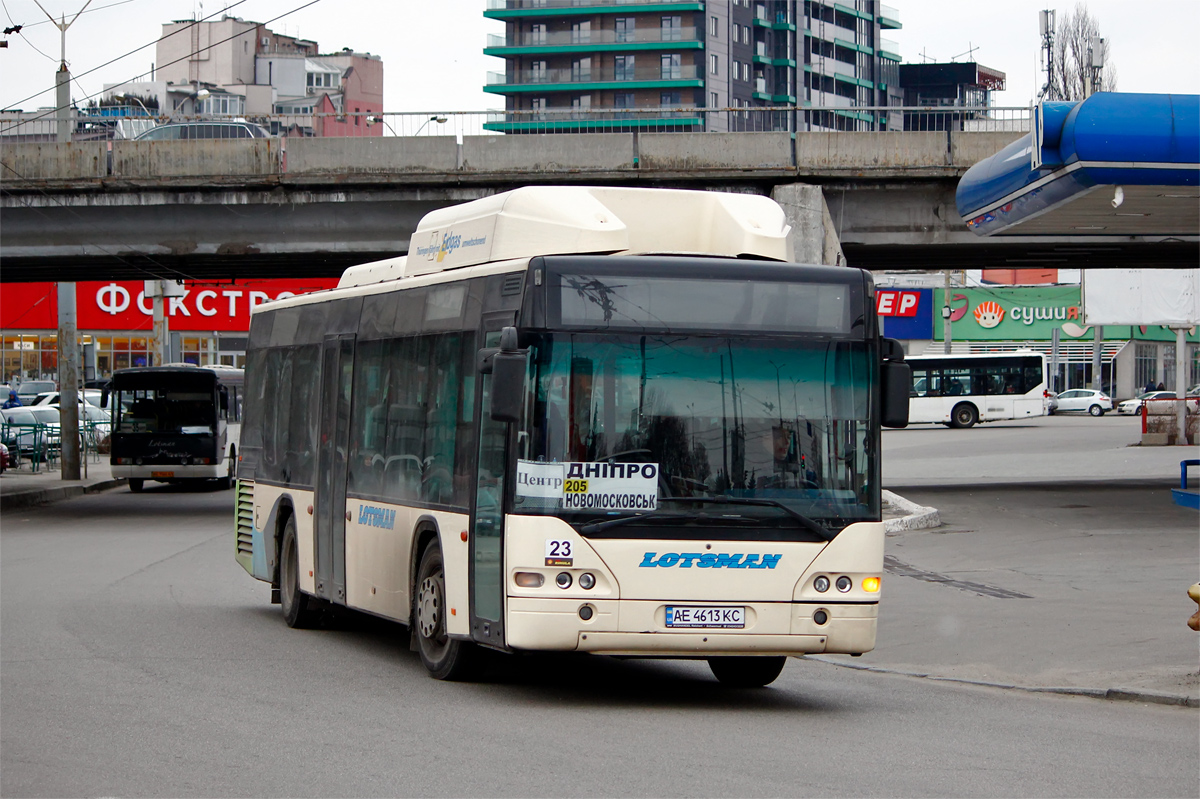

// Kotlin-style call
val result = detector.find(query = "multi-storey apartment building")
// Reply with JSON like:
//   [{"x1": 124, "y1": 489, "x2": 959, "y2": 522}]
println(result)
[{"x1": 483, "y1": 0, "x2": 902, "y2": 133}]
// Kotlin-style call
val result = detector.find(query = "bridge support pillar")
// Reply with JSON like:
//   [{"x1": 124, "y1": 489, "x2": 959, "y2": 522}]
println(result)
[{"x1": 770, "y1": 183, "x2": 844, "y2": 267}]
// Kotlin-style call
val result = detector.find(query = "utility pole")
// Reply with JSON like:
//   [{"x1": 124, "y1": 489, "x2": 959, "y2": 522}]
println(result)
[
  {"x1": 1039, "y1": 9, "x2": 1056, "y2": 100},
  {"x1": 942, "y1": 270, "x2": 953, "y2": 354},
  {"x1": 35, "y1": 0, "x2": 94, "y2": 482},
  {"x1": 1086, "y1": 37, "x2": 1106, "y2": 98}
]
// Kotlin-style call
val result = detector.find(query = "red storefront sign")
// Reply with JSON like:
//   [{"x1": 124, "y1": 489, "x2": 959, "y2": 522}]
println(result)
[
  {"x1": 1, "y1": 279, "x2": 341, "y2": 332},
  {"x1": 876, "y1": 290, "x2": 920, "y2": 317}
]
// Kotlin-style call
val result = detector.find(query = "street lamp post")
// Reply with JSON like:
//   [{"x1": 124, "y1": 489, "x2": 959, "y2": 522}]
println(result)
[{"x1": 413, "y1": 115, "x2": 448, "y2": 136}]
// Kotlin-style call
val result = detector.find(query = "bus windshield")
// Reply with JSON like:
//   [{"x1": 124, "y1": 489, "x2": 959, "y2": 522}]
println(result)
[
  {"x1": 115, "y1": 376, "x2": 217, "y2": 435},
  {"x1": 513, "y1": 333, "x2": 876, "y2": 539}
]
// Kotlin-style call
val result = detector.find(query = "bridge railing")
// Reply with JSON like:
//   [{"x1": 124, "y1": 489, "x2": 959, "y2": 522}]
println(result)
[{"x1": 1, "y1": 105, "x2": 1032, "y2": 142}]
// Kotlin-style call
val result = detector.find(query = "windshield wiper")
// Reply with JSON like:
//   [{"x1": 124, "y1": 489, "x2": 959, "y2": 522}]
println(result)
[
  {"x1": 579, "y1": 513, "x2": 700, "y2": 534},
  {"x1": 658, "y1": 497, "x2": 834, "y2": 541}
]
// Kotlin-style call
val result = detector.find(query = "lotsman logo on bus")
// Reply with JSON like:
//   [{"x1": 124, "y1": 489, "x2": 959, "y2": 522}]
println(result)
[
  {"x1": 639, "y1": 552, "x2": 782, "y2": 569},
  {"x1": 358, "y1": 504, "x2": 396, "y2": 530}
]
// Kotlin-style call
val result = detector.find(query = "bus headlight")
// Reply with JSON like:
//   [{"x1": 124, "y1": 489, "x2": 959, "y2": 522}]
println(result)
[
  {"x1": 813, "y1": 575, "x2": 830, "y2": 592},
  {"x1": 555, "y1": 572, "x2": 572, "y2": 589},
  {"x1": 578, "y1": 573, "x2": 596, "y2": 590},
  {"x1": 836, "y1": 576, "x2": 852, "y2": 592}
]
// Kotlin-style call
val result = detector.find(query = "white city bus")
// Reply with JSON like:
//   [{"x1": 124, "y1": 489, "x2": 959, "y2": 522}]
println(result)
[
  {"x1": 106, "y1": 364, "x2": 244, "y2": 491},
  {"x1": 905, "y1": 351, "x2": 1047, "y2": 428},
  {"x1": 235, "y1": 187, "x2": 910, "y2": 687}
]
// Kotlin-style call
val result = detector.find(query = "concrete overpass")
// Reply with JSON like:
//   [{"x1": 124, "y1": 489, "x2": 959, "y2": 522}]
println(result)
[{"x1": 3, "y1": 131, "x2": 1195, "y2": 282}]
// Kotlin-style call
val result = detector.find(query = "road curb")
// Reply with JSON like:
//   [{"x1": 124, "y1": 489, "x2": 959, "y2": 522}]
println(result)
[
  {"x1": 811, "y1": 657, "x2": 1199, "y2": 708},
  {"x1": 882, "y1": 489, "x2": 940, "y2": 531},
  {"x1": 0, "y1": 478, "x2": 126, "y2": 512}
]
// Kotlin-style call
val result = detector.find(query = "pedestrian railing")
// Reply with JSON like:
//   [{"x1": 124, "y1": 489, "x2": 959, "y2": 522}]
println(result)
[{"x1": 1, "y1": 105, "x2": 1033, "y2": 142}]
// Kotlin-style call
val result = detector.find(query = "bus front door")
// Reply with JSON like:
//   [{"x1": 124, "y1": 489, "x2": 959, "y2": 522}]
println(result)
[
  {"x1": 470, "y1": 327, "x2": 508, "y2": 648},
  {"x1": 315, "y1": 334, "x2": 355, "y2": 604}
]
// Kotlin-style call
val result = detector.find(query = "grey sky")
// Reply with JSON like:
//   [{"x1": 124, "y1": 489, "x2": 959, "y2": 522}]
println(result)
[{"x1": 2, "y1": 0, "x2": 1197, "y2": 113}]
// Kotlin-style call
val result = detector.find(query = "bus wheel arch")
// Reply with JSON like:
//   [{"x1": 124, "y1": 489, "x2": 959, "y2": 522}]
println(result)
[
  {"x1": 280, "y1": 509, "x2": 319, "y2": 628},
  {"x1": 412, "y1": 529, "x2": 475, "y2": 681},
  {"x1": 950, "y1": 403, "x2": 979, "y2": 429}
]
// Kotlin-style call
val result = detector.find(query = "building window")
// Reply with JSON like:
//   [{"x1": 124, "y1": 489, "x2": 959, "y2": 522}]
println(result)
[
  {"x1": 531, "y1": 60, "x2": 547, "y2": 83},
  {"x1": 710, "y1": 91, "x2": 719, "y2": 107},
  {"x1": 614, "y1": 92, "x2": 635, "y2": 109},
  {"x1": 571, "y1": 20, "x2": 591, "y2": 45},
  {"x1": 614, "y1": 55, "x2": 635, "y2": 81},
  {"x1": 710, "y1": 54, "x2": 719, "y2": 75},
  {"x1": 530, "y1": 96, "x2": 547, "y2": 120},
  {"x1": 615, "y1": 17, "x2": 635, "y2": 43},
  {"x1": 1135, "y1": 343, "x2": 1157, "y2": 390},
  {"x1": 571, "y1": 57, "x2": 591, "y2": 82},
  {"x1": 661, "y1": 53, "x2": 681, "y2": 80},
  {"x1": 662, "y1": 15, "x2": 681, "y2": 42},
  {"x1": 710, "y1": 15, "x2": 719, "y2": 38},
  {"x1": 571, "y1": 94, "x2": 591, "y2": 119},
  {"x1": 530, "y1": 23, "x2": 547, "y2": 45},
  {"x1": 660, "y1": 91, "x2": 681, "y2": 106}
]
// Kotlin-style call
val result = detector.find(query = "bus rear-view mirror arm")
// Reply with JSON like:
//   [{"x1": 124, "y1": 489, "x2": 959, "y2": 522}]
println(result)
[{"x1": 880, "y1": 337, "x2": 911, "y2": 429}]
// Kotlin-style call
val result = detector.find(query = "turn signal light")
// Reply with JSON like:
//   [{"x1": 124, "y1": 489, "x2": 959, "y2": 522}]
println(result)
[
  {"x1": 514, "y1": 572, "x2": 544, "y2": 588},
  {"x1": 862, "y1": 577, "x2": 881, "y2": 593}
]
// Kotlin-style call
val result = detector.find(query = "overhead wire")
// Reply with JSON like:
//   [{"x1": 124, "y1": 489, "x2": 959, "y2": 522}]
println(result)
[{"x1": 2, "y1": 0, "x2": 254, "y2": 112}]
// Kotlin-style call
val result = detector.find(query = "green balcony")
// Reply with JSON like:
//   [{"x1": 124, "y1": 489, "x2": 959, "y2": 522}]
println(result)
[
  {"x1": 485, "y1": 0, "x2": 703, "y2": 20},
  {"x1": 485, "y1": 65, "x2": 703, "y2": 95},
  {"x1": 484, "y1": 28, "x2": 702, "y2": 56}
]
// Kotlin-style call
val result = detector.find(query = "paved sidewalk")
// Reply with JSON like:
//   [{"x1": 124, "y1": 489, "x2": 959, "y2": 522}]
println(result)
[{"x1": 0, "y1": 458, "x2": 125, "y2": 511}]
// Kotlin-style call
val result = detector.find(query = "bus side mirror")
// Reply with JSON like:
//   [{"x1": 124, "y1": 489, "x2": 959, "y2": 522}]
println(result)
[
  {"x1": 100, "y1": 388, "x2": 109, "y2": 409},
  {"x1": 880, "y1": 338, "x2": 910, "y2": 429},
  {"x1": 481, "y1": 327, "x2": 527, "y2": 424}
]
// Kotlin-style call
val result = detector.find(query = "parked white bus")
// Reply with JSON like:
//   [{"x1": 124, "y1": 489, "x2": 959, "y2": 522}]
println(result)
[
  {"x1": 906, "y1": 351, "x2": 1048, "y2": 428},
  {"x1": 235, "y1": 186, "x2": 911, "y2": 687}
]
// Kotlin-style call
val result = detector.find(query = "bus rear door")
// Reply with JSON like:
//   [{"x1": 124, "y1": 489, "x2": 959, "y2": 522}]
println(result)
[{"x1": 315, "y1": 334, "x2": 355, "y2": 605}]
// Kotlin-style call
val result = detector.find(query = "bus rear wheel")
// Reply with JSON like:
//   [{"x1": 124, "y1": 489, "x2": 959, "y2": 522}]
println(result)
[
  {"x1": 950, "y1": 403, "x2": 978, "y2": 429},
  {"x1": 414, "y1": 541, "x2": 475, "y2": 681},
  {"x1": 708, "y1": 656, "x2": 787, "y2": 687},
  {"x1": 280, "y1": 515, "x2": 319, "y2": 629}
]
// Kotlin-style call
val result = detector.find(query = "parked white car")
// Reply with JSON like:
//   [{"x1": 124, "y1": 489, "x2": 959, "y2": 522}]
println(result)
[
  {"x1": 32, "y1": 389, "x2": 105, "y2": 408},
  {"x1": 1116, "y1": 390, "x2": 1175, "y2": 415},
  {"x1": 1051, "y1": 389, "x2": 1113, "y2": 416}
]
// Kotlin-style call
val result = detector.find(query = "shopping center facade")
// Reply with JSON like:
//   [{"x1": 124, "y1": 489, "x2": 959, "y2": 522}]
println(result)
[{"x1": 877, "y1": 283, "x2": 1200, "y2": 399}]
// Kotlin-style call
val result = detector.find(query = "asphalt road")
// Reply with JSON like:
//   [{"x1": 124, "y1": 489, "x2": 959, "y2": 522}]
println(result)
[
  {"x1": 881, "y1": 412, "x2": 1197, "y2": 485},
  {"x1": 2, "y1": 482, "x2": 1197, "y2": 798}
]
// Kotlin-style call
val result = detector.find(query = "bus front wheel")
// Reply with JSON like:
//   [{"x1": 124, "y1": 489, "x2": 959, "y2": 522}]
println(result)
[
  {"x1": 950, "y1": 403, "x2": 978, "y2": 429},
  {"x1": 280, "y1": 515, "x2": 319, "y2": 629},
  {"x1": 414, "y1": 541, "x2": 475, "y2": 681},
  {"x1": 708, "y1": 656, "x2": 787, "y2": 687}
]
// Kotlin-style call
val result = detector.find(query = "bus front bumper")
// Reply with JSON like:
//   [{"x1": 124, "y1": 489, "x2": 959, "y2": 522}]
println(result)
[
  {"x1": 112, "y1": 463, "x2": 223, "y2": 480},
  {"x1": 506, "y1": 597, "x2": 877, "y2": 656}
]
